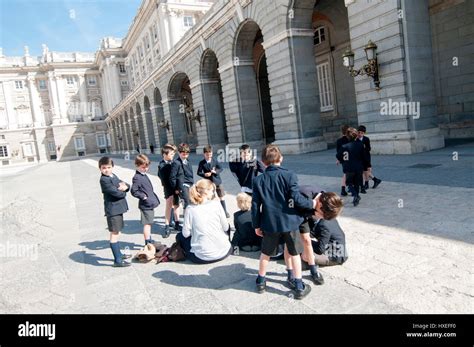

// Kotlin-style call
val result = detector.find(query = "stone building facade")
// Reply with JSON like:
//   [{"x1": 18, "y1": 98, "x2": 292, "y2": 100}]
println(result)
[
  {"x1": 0, "y1": 0, "x2": 214, "y2": 165},
  {"x1": 1, "y1": 0, "x2": 472, "y2": 166},
  {"x1": 106, "y1": 0, "x2": 473, "y2": 156}
]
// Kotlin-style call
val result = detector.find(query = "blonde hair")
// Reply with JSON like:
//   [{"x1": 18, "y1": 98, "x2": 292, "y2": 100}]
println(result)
[
  {"x1": 236, "y1": 193, "x2": 252, "y2": 211},
  {"x1": 189, "y1": 179, "x2": 216, "y2": 205}
]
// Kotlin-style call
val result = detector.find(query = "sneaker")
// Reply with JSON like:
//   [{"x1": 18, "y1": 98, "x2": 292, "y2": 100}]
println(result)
[
  {"x1": 310, "y1": 271, "x2": 324, "y2": 285},
  {"x1": 293, "y1": 283, "x2": 312, "y2": 300},
  {"x1": 256, "y1": 279, "x2": 266, "y2": 293},
  {"x1": 353, "y1": 195, "x2": 361, "y2": 207},
  {"x1": 113, "y1": 261, "x2": 131, "y2": 268},
  {"x1": 373, "y1": 178, "x2": 382, "y2": 189},
  {"x1": 341, "y1": 189, "x2": 348, "y2": 197},
  {"x1": 174, "y1": 223, "x2": 182, "y2": 232}
]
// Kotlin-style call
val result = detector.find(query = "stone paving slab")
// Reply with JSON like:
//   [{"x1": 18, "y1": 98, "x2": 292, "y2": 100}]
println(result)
[{"x1": 0, "y1": 144, "x2": 473, "y2": 314}]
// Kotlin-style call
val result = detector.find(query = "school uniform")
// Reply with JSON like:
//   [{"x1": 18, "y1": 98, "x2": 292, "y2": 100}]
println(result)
[
  {"x1": 197, "y1": 157, "x2": 225, "y2": 197},
  {"x1": 131, "y1": 171, "x2": 160, "y2": 225},
  {"x1": 251, "y1": 165, "x2": 314, "y2": 257},
  {"x1": 170, "y1": 157, "x2": 194, "y2": 208},
  {"x1": 311, "y1": 218, "x2": 348, "y2": 265},
  {"x1": 336, "y1": 135, "x2": 350, "y2": 153},
  {"x1": 232, "y1": 210, "x2": 262, "y2": 249},
  {"x1": 297, "y1": 185, "x2": 324, "y2": 234},
  {"x1": 229, "y1": 159, "x2": 265, "y2": 194},
  {"x1": 359, "y1": 135, "x2": 372, "y2": 170},
  {"x1": 99, "y1": 173, "x2": 130, "y2": 232},
  {"x1": 336, "y1": 140, "x2": 366, "y2": 196},
  {"x1": 158, "y1": 159, "x2": 179, "y2": 205}
]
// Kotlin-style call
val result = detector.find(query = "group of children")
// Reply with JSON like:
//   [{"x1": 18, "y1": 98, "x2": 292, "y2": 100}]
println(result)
[
  {"x1": 98, "y1": 136, "x2": 370, "y2": 298},
  {"x1": 336, "y1": 125, "x2": 382, "y2": 206}
]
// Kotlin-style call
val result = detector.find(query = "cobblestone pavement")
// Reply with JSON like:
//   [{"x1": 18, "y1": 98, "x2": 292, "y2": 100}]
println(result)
[{"x1": 0, "y1": 142, "x2": 472, "y2": 314}]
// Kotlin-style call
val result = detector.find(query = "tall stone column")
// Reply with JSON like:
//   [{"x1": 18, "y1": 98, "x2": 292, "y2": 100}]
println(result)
[
  {"x1": 150, "y1": 105, "x2": 162, "y2": 147},
  {"x1": 189, "y1": 81, "x2": 211, "y2": 154},
  {"x1": 263, "y1": 30, "x2": 327, "y2": 154},
  {"x1": 345, "y1": 0, "x2": 444, "y2": 154},
  {"x1": 27, "y1": 75, "x2": 45, "y2": 127},
  {"x1": 1, "y1": 81, "x2": 17, "y2": 129},
  {"x1": 218, "y1": 64, "x2": 245, "y2": 146},
  {"x1": 78, "y1": 75, "x2": 88, "y2": 120},
  {"x1": 161, "y1": 98, "x2": 176, "y2": 145},
  {"x1": 54, "y1": 76, "x2": 68, "y2": 123}
]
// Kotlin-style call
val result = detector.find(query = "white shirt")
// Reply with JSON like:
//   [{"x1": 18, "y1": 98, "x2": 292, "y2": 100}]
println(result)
[{"x1": 182, "y1": 200, "x2": 231, "y2": 261}]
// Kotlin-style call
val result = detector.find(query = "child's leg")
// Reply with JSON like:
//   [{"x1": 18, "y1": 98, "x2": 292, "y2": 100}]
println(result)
[
  {"x1": 143, "y1": 224, "x2": 151, "y2": 243},
  {"x1": 110, "y1": 231, "x2": 122, "y2": 263},
  {"x1": 301, "y1": 233, "x2": 315, "y2": 266},
  {"x1": 284, "y1": 245, "x2": 294, "y2": 281},
  {"x1": 165, "y1": 196, "x2": 172, "y2": 225},
  {"x1": 259, "y1": 253, "x2": 270, "y2": 277},
  {"x1": 341, "y1": 173, "x2": 346, "y2": 187}
]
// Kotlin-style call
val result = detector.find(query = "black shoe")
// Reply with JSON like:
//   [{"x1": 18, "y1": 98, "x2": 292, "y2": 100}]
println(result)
[
  {"x1": 287, "y1": 278, "x2": 296, "y2": 289},
  {"x1": 360, "y1": 188, "x2": 367, "y2": 194},
  {"x1": 113, "y1": 261, "x2": 131, "y2": 268},
  {"x1": 163, "y1": 225, "x2": 172, "y2": 238},
  {"x1": 373, "y1": 178, "x2": 382, "y2": 189},
  {"x1": 174, "y1": 223, "x2": 182, "y2": 232},
  {"x1": 256, "y1": 279, "x2": 266, "y2": 293},
  {"x1": 293, "y1": 283, "x2": 312, "y2": 300},
  {"x1": 364, "y1": 182, "x2": 369, "y2": 190},
  {"x1": 310, "y1": 271, "x2": 324, "y2": 285},
  {"x1": 353, "y1": 196, "x2": 361, "y2": 207},
  {"x1": 341, "y1": 189, "x2": 348, "y2": 197}
]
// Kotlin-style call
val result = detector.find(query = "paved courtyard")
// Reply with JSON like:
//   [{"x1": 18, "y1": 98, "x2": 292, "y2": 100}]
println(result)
[{"x1": 0, "y1": 141, "x2": 473, "y2": 314}]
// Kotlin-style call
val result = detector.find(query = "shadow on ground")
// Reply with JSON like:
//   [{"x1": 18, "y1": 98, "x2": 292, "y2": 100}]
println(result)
[{"x1": 152, "y1": 262, "x2": 292, "y2": 296}]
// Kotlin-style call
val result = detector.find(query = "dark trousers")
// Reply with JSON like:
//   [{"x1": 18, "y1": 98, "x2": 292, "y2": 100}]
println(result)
[
  {"x1": 345, "y1": 171, "x2": 363, "y2": 196},
  {"x1": 176, "y1": 232, "x2": 231, "y2": 264}
]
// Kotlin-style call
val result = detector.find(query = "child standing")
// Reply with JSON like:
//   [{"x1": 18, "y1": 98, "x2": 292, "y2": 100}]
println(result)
[
  {"x1": 98, "y1": 157, "x2": 131, "y2": 267},
  {"x1": 357, "y1": 125, "x2": 382, "y2": 190},
  {"x1": 131, "y1": 154, "x2": 160, "y2": 245},
  {"x1": 252, "y1": 145, "x2": 317, "y2": 299},
  {"x1": 158, "y1": 144, "x2": 179, "y2": 237},
  {"x1": 229, "y1": 144, "x2": 265, "y2": 195},
  {"x1": 336, "y1": 125, "x2": 350, "y2": 196},
  {"x1": 170, "y1": 143, "x2": 194, "y2": 230},
  {"x1": 197, "y1": 145, "x2": 230, "y2": 218},
  {"x1": 337, "y1": 128, "x2": 367, "y2": 206}
]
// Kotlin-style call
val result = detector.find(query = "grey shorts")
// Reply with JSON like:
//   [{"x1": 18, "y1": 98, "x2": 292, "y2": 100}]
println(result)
[
  {"x1": 261, "y1": 230, "x2": 303, "y2": 257},
  {"x1": 141, "y1": 209, "x2": 155, "y2": 225},
  {"x1": 107, "y1": 214, "x2": 124, "y2": 232}
]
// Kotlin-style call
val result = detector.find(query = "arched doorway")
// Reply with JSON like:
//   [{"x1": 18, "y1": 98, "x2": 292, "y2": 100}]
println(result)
[
  {"x1": 234, "y1": 20, "x2": 274, "y2": 144},
  {"x1": 154, "y1": 87, "x2": 168, "y2": 147},
  {"x1": 143, "y1": 96, "x2": 155, "y2": 151},
  {"x1": 135, "y1": 103, "x2": 147, "y2": 151},
  {"x1": 167, "y1": 72, "x2": 197, "y2": 148},
  {"x1": 200, "y1": 49, "x2": 228, "y2": 146}
]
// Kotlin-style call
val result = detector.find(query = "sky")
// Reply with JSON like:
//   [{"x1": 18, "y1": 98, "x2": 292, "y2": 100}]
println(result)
[{"x1": 0, "y1": 0, "x2": 143, "y2": 57}]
